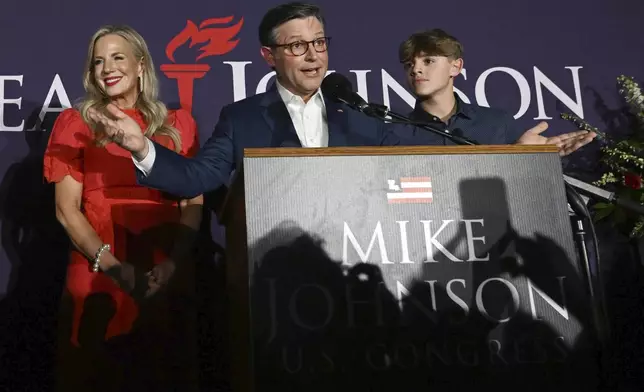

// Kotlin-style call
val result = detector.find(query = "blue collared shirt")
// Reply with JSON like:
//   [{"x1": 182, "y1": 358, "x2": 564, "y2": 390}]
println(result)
[{"x1": 395, "y1": 95, "x2": 525, "y2": 146}]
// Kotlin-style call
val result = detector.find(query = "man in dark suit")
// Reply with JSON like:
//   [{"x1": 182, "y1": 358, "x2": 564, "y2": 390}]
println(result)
[{"x1": 89, "y1": 2, "x2": 398, "y2": 199}]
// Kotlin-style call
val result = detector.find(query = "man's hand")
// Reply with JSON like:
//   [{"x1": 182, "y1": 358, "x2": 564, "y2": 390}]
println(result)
[
  {"x1": 88, "y1": 103, "x2": 149, "y2": 160},
  {"x1": 516, "y1": 121, "x2": 597, "y2": 156}
]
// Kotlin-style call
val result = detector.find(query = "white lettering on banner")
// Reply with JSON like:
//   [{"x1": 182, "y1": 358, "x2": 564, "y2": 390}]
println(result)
[
  {"x1": 446, "y1": 279, "x2": 470, "y2": 318},
  {"x1": 0, "y1": 75, "x2": 24, "y2": 132},
  {"x1": 352, "y1": 66, "x2": 583, "y2": 121},
  {"x1": 342, "y1": 219, "x2": 489, "y2": 265},
  {"x1": 396, "y1": 221, "x2": 415, "y2": 264},
  {"x1": 350, "y1": 70, "x2": 371, "y2": 102},
  {"x1": 27, "y1": 74, "x2": 71, "y2": 131},
  {"x1": 223, "y1": 61, "x2": 252, "y2": 102},
  {"x1": 343, "y1": 221, "x2": 392, "y2": 265},
  {"x1": 534, "y1": 66, "x2": 584, "y2": 120},
  {"x1": 381, "y1": 69, "x2": 416, "y2": 108},
  {"x1": 475, "y1": 66, "x2": 532, "y2": 119},
  {"x1": 420, "y1": 220, "x2": 462, "y2": 262},
  {"x1": 392, "y1": 277, "x2": 570, "y2": 324},
  {"x1": 454, "y1": 68, "x2": 471, "y2": 104},
  {"x1": 395, "y1": 280, "x2": 440, "y2": 316},
  {"x1": 475, "y1": 278, "x2": 521, "y2": 323},
  {"x1": 528, "y1": 276, "x2": 569, "y2": 321},
  {"x1": 0, "y1": 74, "x2": 71, "y2": 132},
  {"x1": 255, "y1": 71, "x2": 276, "y2": 94},
  {"x1": 0, "y1": 65, "x2": 585, "y2": 132},
  {"x1": 463, "y1": 219, "x2": 490, "y2": 261},
  {"x1": 259, "y1": 274, "x2": 572, "y2": 356}
]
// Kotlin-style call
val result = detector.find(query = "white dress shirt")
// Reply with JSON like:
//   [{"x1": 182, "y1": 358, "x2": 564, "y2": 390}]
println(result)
[
  {"x1": 275, "y1": 80, "x2": 328, "y2": 148},
  {"x1": 133, "y1": 80, "x2": 329, "y2": 176}
]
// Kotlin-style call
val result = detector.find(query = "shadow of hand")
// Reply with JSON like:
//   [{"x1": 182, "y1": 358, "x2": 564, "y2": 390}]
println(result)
[
  {"x1": 103, "y1": 262, "x2": 151, "y2": 303},
  {"x1": 144, "y1": 260, "x2": 176, "y2": 298}
]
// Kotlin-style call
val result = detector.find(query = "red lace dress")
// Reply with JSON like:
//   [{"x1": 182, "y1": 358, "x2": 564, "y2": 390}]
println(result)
[{"x1": 43, "y1": 107, "x2": 199, "y2": 346}]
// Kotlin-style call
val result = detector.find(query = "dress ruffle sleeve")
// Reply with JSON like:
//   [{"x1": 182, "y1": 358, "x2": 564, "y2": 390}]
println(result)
[{"x1": 43, "y1": 109, "x2": 91, "y2": 184}]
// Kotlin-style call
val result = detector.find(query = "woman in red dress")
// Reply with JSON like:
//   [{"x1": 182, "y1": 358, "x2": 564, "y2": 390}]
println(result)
[{"x1": 44, "y1": 25, "x2": 203, "y2": 391}]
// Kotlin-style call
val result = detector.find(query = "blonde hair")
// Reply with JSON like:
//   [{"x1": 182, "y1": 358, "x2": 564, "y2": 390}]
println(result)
[{"x1": 77, "y1": 25, "x2": 181, "y2": 152}]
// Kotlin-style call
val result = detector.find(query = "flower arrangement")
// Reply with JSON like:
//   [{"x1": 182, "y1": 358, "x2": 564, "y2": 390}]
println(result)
[{"x1": 561, "y1": 75, "x2": 644, "y2": 238}]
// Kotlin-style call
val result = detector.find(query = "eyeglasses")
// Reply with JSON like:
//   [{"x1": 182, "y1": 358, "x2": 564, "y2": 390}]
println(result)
[{"x1": 270, "y1": 37, "x2": 331, "y2": 56}]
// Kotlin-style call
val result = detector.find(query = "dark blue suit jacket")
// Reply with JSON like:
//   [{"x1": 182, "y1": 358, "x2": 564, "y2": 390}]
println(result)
[{"x1": 137, "y1": 86, "x2": 399, "y2": 198}]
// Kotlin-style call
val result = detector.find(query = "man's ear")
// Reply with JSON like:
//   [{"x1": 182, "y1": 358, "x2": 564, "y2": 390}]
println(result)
[{"x1": 260, "y1": 47, "x2": 275, "y2": 67}]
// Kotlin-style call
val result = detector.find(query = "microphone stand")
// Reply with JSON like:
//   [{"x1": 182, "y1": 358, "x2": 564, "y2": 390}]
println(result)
[
  {"x1": 361, "y1": 100, "x2": 609, "y2": 346},
  {"x1": 362, "y1": 103, "x2": 480, "y2": 146},
  {"x1": 564, "y1": 174, "x2": 644, "y2": 216},
  {"x1": 565, "y1": 183, "x2": 610, "y2": 348}
]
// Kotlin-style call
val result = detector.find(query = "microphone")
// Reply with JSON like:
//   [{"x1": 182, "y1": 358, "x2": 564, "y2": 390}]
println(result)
[
  {"x1": 321, "y1": 73, "x2": 478, "y2": 146},
  {"x1": 563, "y1": 174, "x2": 644, "y2": 215},
  {"x1": 321, "y1": 73, "x2": 395, "y2": 118},
  {"x1": 321, "y1": 72, "x2": 370, "y2": 112}
]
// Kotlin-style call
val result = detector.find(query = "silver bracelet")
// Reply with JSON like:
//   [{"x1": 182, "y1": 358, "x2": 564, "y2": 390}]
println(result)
[{"x1": 92, "y1": 244, "x2": 111, "y2": 272}]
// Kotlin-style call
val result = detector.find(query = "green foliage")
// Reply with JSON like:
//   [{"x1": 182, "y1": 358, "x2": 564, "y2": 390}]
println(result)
[{"x1": 562, "y1": 76, "x2": 644, "y2": 238}]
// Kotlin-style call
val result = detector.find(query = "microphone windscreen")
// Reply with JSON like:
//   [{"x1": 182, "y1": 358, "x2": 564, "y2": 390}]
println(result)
[{"x1": 321, "y1": 72, "x2": 353, "y2": 98}]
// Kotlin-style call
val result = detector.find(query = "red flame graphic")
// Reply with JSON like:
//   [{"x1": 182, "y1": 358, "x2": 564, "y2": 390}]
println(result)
[{"x1": 166, "y1": 16, "x2": 244, "y2": 62}]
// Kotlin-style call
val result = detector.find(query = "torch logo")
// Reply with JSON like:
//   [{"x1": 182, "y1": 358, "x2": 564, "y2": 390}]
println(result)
[{"x1": 161, "y1": 16, "x2": 244, "y2": 113}]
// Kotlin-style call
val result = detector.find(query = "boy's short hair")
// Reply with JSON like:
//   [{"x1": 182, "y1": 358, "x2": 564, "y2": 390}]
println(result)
[{"x1": 399, "y1": 29, "x2": 463, "y2": 64}]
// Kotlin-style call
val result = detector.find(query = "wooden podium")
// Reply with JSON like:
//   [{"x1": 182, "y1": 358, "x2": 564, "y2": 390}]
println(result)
[{"x1": 218, "y1": 145, "x2": 600, "y2": 392}]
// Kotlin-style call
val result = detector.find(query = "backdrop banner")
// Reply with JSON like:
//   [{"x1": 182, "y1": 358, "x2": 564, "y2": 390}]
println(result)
[{"x1": 1, "y1": 0, "x2": 643, "y2": 388}]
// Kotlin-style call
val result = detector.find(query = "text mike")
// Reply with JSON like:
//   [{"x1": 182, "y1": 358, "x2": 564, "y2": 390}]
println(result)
[{"x1": 563, "y1": 174, "x2": 644, "y2": 216}]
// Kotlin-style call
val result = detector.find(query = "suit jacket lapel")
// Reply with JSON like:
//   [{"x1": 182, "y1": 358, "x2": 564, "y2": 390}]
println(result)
[
  {"x1": 260, "y1": 86, "x2": 301, "y2": 147},
  {"x1": 325, "y1": 97, "x2": 349, "y2": 147}
]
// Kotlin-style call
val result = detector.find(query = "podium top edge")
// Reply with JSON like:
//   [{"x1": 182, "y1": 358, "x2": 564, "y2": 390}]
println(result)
[{"x1": 243, "y1": 145, "x2": 559, "y2": 157}]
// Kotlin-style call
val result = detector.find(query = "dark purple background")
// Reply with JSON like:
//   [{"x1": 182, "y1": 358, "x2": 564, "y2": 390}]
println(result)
[{"x1": 0, "y1": 0, "x2": 643, "y2": 296}]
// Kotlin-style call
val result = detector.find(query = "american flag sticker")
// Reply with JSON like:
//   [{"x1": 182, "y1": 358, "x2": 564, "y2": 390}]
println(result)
[{"x1": 386, "y1": 177, "x2": 433, "y2": 203}]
